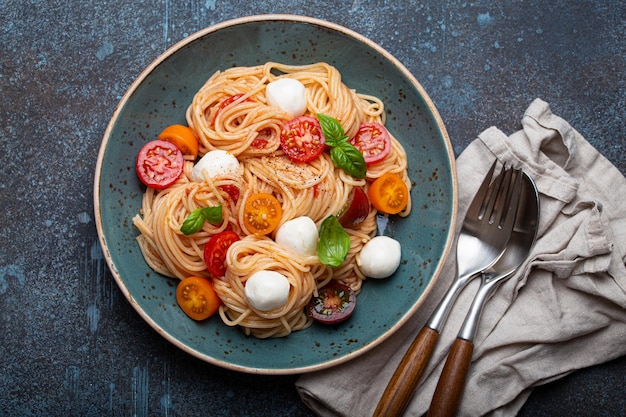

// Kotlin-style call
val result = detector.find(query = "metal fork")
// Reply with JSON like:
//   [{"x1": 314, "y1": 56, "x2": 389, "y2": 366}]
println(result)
[{"x1": 373, "y1": 161, "x2": 523, "y2": 417}]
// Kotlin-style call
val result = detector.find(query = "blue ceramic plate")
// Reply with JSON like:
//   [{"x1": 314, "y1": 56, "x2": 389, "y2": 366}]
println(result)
[{"x1": 94, "y1": 15, "x2": 457, "y2": 374}]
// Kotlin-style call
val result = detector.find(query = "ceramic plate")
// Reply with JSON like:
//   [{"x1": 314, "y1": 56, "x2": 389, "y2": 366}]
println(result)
[{"x1": 94, "y1": 15, "x2": 457, "y2": 374}]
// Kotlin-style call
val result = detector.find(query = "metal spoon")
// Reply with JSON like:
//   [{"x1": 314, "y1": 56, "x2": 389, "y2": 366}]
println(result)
[{"x1": 427, "y1": 170, "x2": 540, "y2": 417}]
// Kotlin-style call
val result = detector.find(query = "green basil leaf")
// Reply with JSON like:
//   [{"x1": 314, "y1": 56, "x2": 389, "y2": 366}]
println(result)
[
  {"x1": 317, "y1": 215, "x2": 351, "y2": 267},
  {"x1": 317, "y1": 113, "x2": 367, "y2": 178},
  {"x1": 180, "y1": 205, "x2": 223, "y2": 235},
  {"x1": 317, "y1": 113, "x2": 347, "y2": 144},
  {"x1": 200, "y1": 205, "x2": 223, "y2": 225},
  {"x1": 180, "y1": 209, "x2": 205, "y2": 235},
  {"x1": 330, "y1": 142, "x2": 367, "y2": 179}
]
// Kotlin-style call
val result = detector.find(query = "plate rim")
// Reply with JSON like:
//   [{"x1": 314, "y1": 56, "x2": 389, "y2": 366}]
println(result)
[{"x1": 93, "y1": 14, "x2": 458, "y2": 374}]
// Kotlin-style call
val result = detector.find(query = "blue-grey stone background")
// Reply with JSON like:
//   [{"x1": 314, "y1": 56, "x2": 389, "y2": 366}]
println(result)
[{"x1": 1, "y1": 1, "x2": 624, "y2": 415}]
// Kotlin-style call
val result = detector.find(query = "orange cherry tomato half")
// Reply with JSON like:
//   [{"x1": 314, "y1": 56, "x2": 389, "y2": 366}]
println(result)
[
  {"x1": 280, "y1": 116, "x2": 326, "y2": 163},
  {"x1": 135, "y1": 140, "x2": 184, "y2": 189},
  {"x1": 176, "y1": 276, "x2": 221, "y2": 321},
  {"x1": 203, "y1": 231, "x2": 240, "y2": 277},
  {"x1": 157, "y1": 124, "x2": 200, "y2": 159},
  {"x1": 243, "y1": 193, "x2": 283, "y2": 235},
  {"x1": 350, "y1": 122, "x2": 391, "y2": 165},
  {"x1": 368, "y1": 172, "x2": 409, "y2": 215}
]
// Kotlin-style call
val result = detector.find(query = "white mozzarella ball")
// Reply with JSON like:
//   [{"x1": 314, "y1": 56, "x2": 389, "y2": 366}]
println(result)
[
  {"x1": 275, "y1": 216, "x2": 319, "y2": 256},
  {"x1": 244, "y1": 271, "x2": 291, "y2": 311},
  {"x1": 265, "y1": 78, "x2": 307, "y2": 117},
  {"x1": 357, "y1": 236, "x2": 402, "y2": 279},
  {"x1": 191, "y1": 150, "x2": 239, "y2": 182}
]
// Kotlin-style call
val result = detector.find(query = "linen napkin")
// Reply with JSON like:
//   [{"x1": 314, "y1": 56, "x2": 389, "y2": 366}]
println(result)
[{"x1": 296, "y1": 98, "x2": 626, "y2": 417}]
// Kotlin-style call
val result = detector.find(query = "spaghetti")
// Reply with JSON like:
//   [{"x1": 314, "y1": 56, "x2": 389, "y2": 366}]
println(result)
[{"x1": 133, "y1": 62, "x2": 411, "y2": 338}]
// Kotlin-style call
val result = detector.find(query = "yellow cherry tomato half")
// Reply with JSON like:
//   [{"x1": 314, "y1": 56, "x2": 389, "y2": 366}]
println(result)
[
  {"x1": 176, "y1": 276, "x2": 221, "y2": 321},
  {"x1": 158, "y1": 124, "x2": 200, "y2": 159},
  {"x1": 368, "y1": 172, "x2": 409, "y2": 215},
  {"x1": 243, "y1": 193, "x2": 283, "y2": 235}
]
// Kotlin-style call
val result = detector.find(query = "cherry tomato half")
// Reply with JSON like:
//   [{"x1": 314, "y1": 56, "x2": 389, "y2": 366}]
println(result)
[
  {"x1": 350, "y1": 122, "x2": 391, "y2": 165},
  {"x1": 157, "y1": 124, "x2": 199, "y2": 159},
  {"x1": 368, "y1": 172, "x2": 409, "y2": 215},
  {"x1": 203, "y1": 231, "x2": 241, "y2": 277},
  {"x1": 243, "y1": 193, "x2": 283, "y2": 236},
  {"x1": 337, "y1": 187, "x2": 370, "y2": 228},
  {"x1": 307, "y1": 281, "x2": 356, "y2": 324},
  {"x1": 280, "y1": 116, "x2": 326, "y2": 163},
  {"x1": 176, "y1": 276, "x2": 221, "y2": 321},
  {"x1": 135, "y1": 140, "x2": 184, "y2": 189}
]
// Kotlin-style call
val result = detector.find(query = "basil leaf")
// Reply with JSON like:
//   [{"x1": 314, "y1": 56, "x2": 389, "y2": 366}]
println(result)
[
  {"x1": 317, "y1": 215, "x2": 351, "y2": 267},
  {"x1": 200, "y1": 205, "x2": 223, "y2": 225},
  {"x1": 330, "y1": 142, "x2": 367, "y2": 179},
  {"x1": 317, "y1": 113, "x2": 346, "y2": 144},
  {"x1": 317, "y1": 113, "x2": 367, "y2": 178},
  {"x1": 180, "y1": 205, "x2": 223, "y2": 235}
]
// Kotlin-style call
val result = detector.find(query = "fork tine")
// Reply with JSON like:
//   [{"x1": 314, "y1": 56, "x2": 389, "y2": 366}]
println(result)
[
  {"x1": 482, "y1": 164, "x2": 510, "y2": 222},
  {"x1": 466, "y1": 160, "x2": 499, "y2": 221},
  {"x1": 497, "y1": 168, "x2": 523, "y2": 231},
  {"x1": 483, "y1": 165, "x2": 522, "y2": 229}
]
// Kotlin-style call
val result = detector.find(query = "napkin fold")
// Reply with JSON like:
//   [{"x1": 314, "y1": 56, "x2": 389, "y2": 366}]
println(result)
[{"x1": 296, "y1": 98, "x2": 626, "y2": 417}]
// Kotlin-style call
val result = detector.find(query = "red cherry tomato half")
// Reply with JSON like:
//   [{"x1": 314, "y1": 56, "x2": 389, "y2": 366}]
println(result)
[
  {"x1": 307, "y1": 281, "x2": 356, "y2": 324},
  {"x1": 280, "y1": 116, "x2": 326, "y2": 163},
  {"x1": 135, "y1": 140, "x2": 184, "y2": 189},
  {"x1": 337, "y1": 187, "x2": 371, "y2": 228},
  {"x1": 203, "y1": 231, "x2": 241, "y2": 277},
  {"x1": 350, "y1": 122, "x2": 391, "y2": 165}
]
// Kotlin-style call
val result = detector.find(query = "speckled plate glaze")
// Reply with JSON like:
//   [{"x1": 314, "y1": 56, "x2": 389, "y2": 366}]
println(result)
[{"x1": 94, "y1": 15, "x2": 457, "y2": 374}]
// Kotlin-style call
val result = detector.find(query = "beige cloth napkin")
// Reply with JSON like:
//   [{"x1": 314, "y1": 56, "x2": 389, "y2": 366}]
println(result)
[{"x1": 296, "y1": 98, "x2": 626, "y2": 417}]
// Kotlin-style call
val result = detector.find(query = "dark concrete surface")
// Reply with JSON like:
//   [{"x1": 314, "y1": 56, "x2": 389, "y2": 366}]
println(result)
[{"x1": 1, "y1": 0, "x2": 624, "y2": 416}]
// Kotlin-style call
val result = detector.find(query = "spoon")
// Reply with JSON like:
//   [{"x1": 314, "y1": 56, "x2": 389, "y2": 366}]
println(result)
[{"x1": 427, "y1": 170, "x2": 540, "y2": 417}]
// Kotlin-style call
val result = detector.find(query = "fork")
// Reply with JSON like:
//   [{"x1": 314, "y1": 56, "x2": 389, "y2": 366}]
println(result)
[
  {"x1": 427, "y1": 169, "x2": 533, "y2": 417},
  {"x1": 373, "y1": 161, "x2": 522, "y2": 417}
]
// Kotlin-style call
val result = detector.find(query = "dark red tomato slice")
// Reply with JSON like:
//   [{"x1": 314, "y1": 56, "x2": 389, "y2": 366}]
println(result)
[
  {"x1": 250, "y1": 128, "x2": 272, "y2": 150},
  {"x1": 280, "y1": 116, "x2": 326, "y2": 163},
  {"x1": 337, "y1": 187, "x2": 371, "y2": 228},
  {"x1": 307, "y1": 281, "x2": 356, "y2": 324},
  {"x1": 203, "y1": 231, "x2": 241, "y2": 277},
  {"x1": 218, "y1": 184, "x2": 241, "y2": 204},
  {"x1": 349, "y1": 122, "x2": 391, "y2": 164},
  {"x1": 250, "y1": 138, "x2": 269, "y2": 149},
  {"x1": 210, "y1": 94, "x2": 248, "y2": 126},
  {"x1": 136, "y1": 140, "x2": 184, "y2": 189}
]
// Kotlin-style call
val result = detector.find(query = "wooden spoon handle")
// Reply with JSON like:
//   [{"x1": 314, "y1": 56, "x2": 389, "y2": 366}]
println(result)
[
  {"x1": 373, "y1": 326, "x2": 440, "y2": 417},
  {"x1": 427, "y1": 338, "x2": 475, "y2": 417}
]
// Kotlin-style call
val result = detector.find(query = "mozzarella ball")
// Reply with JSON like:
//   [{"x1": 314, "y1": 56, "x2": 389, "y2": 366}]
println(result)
[
  {"x1": 265, "y1": 78, "x2": 307, "y2": 117},
  {"x1": 357, "y1": 236, "x2": 402, "y2": 279},
  {"x1": 275, "y1": 216, "x2": 318, "y2": 256},
  {"x1": 191, "y1": 150, "x2": 239, "y2": 182},
  {"x1": 244, "y1": 270, "x2": 291, "y2": 311}
]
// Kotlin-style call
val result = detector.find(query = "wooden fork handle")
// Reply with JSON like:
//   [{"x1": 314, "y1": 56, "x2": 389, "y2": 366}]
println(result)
[
  {"x1": 373, "y1": 326, "x2": 439, "y2": 417},
  {"x1": 427, "y1": 338, "x2": 475, "y2": 417}
]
